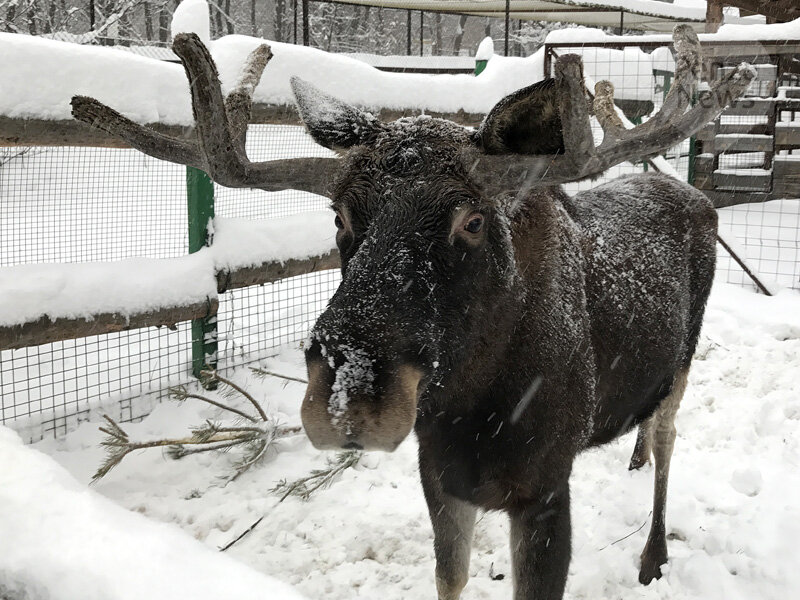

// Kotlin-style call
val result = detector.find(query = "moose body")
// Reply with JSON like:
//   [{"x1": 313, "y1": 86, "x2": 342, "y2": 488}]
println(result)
[
  {"x1": 71, "y1": 25, "x2": 753, "y2": 600},
  {"x1": 300, "y1": 113, "x2": 716, "y2": 599}
]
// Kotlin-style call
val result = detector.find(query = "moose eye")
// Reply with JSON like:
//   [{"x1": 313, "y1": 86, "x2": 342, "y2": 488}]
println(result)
[
  {"x1": 464, "y1": 215, "x2": 483, "y2": 234},
  {"x1": 334, "y1": 214, "x2": 344, "y2": 229}
]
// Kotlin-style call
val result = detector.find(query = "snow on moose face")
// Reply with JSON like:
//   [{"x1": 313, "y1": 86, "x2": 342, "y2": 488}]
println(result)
[{"x1": 299, "y1": 116, "x2": 514, "y2": 452}]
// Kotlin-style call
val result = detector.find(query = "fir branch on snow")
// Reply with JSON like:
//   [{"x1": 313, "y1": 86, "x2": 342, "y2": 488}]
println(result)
[
  {"x1": 200, "y1": 369, "x2": 268, "y2": 422},
  {"x1": 169, "y1": 384, "x2": 257, "y2": 422},
  {"x1": 272, "y1": 450, "x2": 362, "y2": 502},
  {"x1": 220, "y1": 449, "x2": 362, "y2": 552},
  {"x1": 250, "y1": 367, "x2": 309, "y2": 385},
  {"x1": 92, "y1": 372, "x2": 300, "y2": 482}
]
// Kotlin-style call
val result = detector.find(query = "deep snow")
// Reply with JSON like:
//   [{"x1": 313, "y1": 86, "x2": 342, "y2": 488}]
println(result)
[
  {"x1": 3, "y1": 280, "x2": 797, "y2": 600},
  {"x1": 0, "y1": 426, "x2": 306, "y2": 600}
]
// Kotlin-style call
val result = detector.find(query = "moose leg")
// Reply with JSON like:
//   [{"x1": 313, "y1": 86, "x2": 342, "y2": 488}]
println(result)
[
  {"x1": 419, "y1": 461, "x2": 477, "y2": 600},
  {"x1": 628, "y1": 417, "x2": 654, "y2": 470},
  {"x1": 639, "y1": 368, "x2": 689, "y2": 585},
  {"x1": 510, "y1": 484, "x2": 571, "y2": 600}
]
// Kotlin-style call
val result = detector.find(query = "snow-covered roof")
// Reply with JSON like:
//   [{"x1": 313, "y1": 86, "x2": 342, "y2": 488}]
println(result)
[{"x1": 319, "y1": 0, "x2": 764, "y2": 32}]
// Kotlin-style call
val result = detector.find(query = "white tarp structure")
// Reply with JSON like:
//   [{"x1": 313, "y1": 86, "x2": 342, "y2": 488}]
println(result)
[{"x1": 318, "y1": 0, "x2": 763, "y2": 32}]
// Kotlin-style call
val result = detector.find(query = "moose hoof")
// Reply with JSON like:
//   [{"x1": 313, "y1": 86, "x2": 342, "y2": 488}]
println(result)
[
  {"x1": 435, "y1": 573, "x2": 468, "y2": 600},
  {"x1": 638, "y1": 539, "x2": 668, "y2": 585},
  {"x1": 628, "y1": 452, "x2": 650, "y2": 471}
]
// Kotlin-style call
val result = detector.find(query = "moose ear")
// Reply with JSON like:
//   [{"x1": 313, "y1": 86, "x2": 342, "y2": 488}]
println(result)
[
  {"x1": 291, "y1": 77, "x2": 383, "y2": 151},
  {"x1": 473, "y1": 78, "x2": 564, "y2": 155}
]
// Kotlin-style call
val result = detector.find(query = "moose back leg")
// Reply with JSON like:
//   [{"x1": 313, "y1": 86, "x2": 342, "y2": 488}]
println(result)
[
  {"x1": 510, "y1": 484, "x2": 571, "y2": 600},
  {"x1": 628, "y1": 417, "x2": 654, "y2": 470},
  {"x1": 639, "y1": 368, "x2": 689, "y2": 585},
  {"x1": 419, "y1": 458, "x2": 477, "y2": 600}
]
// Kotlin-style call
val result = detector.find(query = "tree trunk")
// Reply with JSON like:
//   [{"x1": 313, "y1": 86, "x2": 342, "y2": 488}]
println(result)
[
  {"x1": 118, "y1": 3, "x2": 133, "y2": 46},
  {"x1": 432, "y1": 12, "x2": 442, "y2": 56},
  {"x1": 325, "y1": 4, "x2": 337, "y2": 52},
  {"x1": 5, "y1": 2, "x2": 17, "y2": 32},
  {"x1": 224, "y1": 0, "x2": 233, "y2": 35},
  {"x1": 302, "y1": 0, "x2": 309, "y2": 46},
  {"x1": 452, "y1": 15, "x2": 468, "y2": 55},
  {"x1": 345, "y1": 5, "x2": 361, "y2": 40},
  {"x1": 484, "y1": 18, "x2": 491, "y2": 37},
  {"x1": 144, "y1": 2, "x2": 153, "y2": 40},
  {"x1": 27, "y1": 0, "x2": 39, "y2": 35},
  {"x1": 213, "y1": 2, "x2": 223, "y2": 38},
  {"x1": 44, "y1": 1, "x2": 57, "y2": 33},
  {"x1": 706, "y1": 0, "x2": 723, "y2": 33},
  {"x1": 158, "y1": 3, "x2": 170, "y2": 42},
  {"x1": 275, "y1": 0, "x2": 285, "y2": 42}
]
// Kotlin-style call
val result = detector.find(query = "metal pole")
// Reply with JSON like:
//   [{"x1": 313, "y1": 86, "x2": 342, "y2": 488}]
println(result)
[
  {"x1": 186, "y1": 167, "x2": 218, "y2": 385},
  {"x1": 302, "y1": 0, "x2": 309, "y2": 46},
  {"x1": 504, "y1": 0, "x2": 510, "y2": 57},
  {"x1": 407, "y1": 10, "x2": 411, "y2": 56},
  {"x1": 419, "y1": 11, "x2": 423, "y2": 57},
  {"x1": 618, "y1": 11, "x2": 624, "y2": 35}
]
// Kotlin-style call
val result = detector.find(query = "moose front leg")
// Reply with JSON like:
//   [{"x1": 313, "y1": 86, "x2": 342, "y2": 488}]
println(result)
[
  {"x1": 509, "y1": 485, "x2": 571, "y2": 600},
  {"x1": 419, "y1": 457, "x2": 477, "y2": 600}
]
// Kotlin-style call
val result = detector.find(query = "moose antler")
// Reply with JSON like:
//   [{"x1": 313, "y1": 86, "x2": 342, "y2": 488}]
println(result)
[
  {"x1": 475, "y1": 25, "x2": 757, "y2": 193},
  {"x1": 71, "y1": 34, "x2": 338, "y2": 197}
]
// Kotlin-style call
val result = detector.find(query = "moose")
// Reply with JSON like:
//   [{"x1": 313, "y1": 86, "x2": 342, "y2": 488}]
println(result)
[{"x1": 71, "y1": 27, "x2": 754, "y2": 599}]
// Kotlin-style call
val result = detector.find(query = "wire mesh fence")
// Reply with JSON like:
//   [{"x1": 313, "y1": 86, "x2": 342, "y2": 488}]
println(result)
[
  {"x1": 1, "y1": 29, "x2": 798, "y2": 442},
  {"x1": 0, "y1": 121, "x2": 341, "y2": 443}
]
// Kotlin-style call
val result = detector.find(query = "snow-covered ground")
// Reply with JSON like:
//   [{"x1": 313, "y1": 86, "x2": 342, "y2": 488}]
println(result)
[{"x1": 2, "y1": 279, "x2": 796, "y2": 600}]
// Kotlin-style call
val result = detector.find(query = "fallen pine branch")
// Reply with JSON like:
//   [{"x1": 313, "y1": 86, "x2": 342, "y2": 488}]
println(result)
[
  {"x1": 219, "y1": 450, "x2": 362, "y2": 552},
  {"x1": 92, "y1": 371, "x2": 301, "y2": 482}
]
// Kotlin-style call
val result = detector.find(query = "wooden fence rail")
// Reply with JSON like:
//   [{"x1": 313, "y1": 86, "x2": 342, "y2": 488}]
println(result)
[
  {"x1": 0, "y1": 249, "x2": 340, "y2": 352},
  {"x1": 0, "y1": 105, "x2": 483, "y2": 148}
]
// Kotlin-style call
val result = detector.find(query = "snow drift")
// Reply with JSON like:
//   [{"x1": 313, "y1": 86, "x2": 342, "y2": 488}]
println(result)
[{"x1": 0, "y1": 425, "x2": 307, "y2": 600}]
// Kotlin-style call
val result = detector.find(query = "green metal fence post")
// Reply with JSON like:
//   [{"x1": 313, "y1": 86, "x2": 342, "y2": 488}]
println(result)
[{"x1": 186, "y1": 166, "x2": 218, "y2": 385}]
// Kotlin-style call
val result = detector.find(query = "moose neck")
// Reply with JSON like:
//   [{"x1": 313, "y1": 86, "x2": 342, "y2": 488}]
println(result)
[{"x1": 422, "y1": 185, "x2": 573, "y2": 417}]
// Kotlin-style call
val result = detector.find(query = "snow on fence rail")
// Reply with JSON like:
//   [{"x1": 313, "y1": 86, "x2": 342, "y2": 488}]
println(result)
[
  {"x1": 0, "y1": 120, "x2": 343, "y2": 440},
  {"x1": 0, "y1": 214, "x2": 339, "y2": 350},
  {"x1": 0, "y1": 30, "x2": 662, "y2": 146}
]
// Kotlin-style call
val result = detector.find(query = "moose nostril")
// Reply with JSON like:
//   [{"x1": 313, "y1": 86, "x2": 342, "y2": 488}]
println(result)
[{"x1": 342, "y1": 441, "x2": 363, "y2": 450}]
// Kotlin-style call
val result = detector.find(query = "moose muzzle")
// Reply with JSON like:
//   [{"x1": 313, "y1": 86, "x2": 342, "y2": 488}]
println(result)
[{"x1": 301, "y1": 358, "x2": 423, "y2": 452}]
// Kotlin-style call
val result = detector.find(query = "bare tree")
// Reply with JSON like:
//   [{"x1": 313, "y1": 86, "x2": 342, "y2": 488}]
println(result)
[
  {"x1": 431, "y1": 11, "x2": 442, "y2": 56},
  {"x1": 452, "y1": 14, "x2": 468, "y2": 55},
  {"x1": 143, "y1": 0, "x2": 153, "y2": 40}
]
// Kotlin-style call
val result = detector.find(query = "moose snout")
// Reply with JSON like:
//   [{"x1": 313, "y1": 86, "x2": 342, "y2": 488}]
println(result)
[{"x1": 301, "y1": 358, "x2": 423, "y2": 452}]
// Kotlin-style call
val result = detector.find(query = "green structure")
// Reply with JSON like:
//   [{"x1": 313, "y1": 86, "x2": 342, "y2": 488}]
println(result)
[{"x1": 186, "y1": 166, "x2": 218, "y2": 385}]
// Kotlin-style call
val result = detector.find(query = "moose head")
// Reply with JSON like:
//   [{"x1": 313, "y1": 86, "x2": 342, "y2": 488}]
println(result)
[{"x1": 71, "y1": 27, "x2": 753, "y2": 454}]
